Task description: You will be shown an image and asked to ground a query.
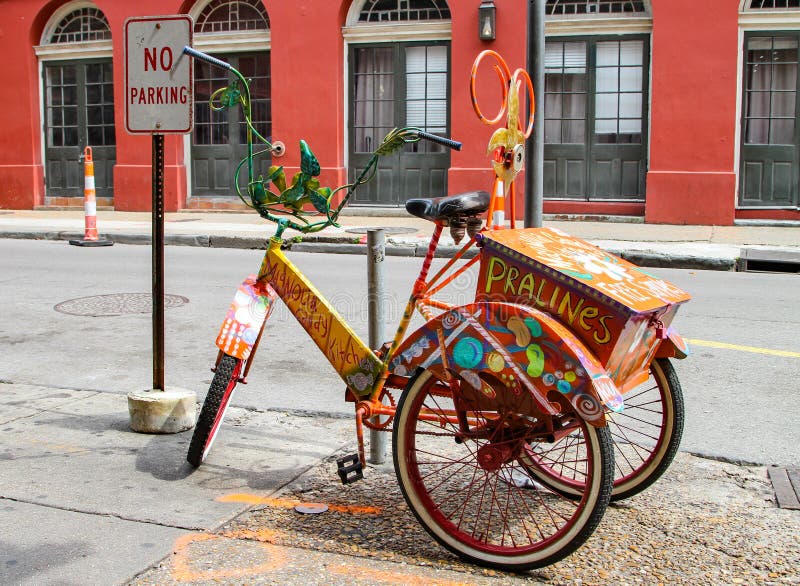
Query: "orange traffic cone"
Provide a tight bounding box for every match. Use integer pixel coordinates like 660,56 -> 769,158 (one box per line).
70,146 -> 112,247
490,176 -> 505,230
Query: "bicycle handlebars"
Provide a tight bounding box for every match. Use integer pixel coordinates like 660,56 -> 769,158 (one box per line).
182,46 -> 233,71
416,130 -> 462,151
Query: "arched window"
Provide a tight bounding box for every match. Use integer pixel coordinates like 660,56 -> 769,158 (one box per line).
357,0 -> 450,22
195,0 -> 269,33
546,1 -> 648,16
48,6 -> 111,44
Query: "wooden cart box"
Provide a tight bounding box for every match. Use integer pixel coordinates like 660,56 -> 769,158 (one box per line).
475,228 -> 691,389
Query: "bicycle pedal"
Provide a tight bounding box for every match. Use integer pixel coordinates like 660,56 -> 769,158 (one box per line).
336,454 -> 363,485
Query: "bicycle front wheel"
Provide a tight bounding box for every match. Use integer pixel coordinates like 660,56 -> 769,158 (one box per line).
393,368 -> 613,571
187,354 -> 242,467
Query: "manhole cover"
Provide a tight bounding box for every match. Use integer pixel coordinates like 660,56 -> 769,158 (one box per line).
54,293 -> 189,317
344,227 -> 418,235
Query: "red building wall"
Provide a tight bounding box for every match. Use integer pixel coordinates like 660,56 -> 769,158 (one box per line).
646,0 -> 739,225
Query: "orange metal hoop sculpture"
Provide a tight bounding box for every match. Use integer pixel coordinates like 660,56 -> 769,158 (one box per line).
470,50 -> 536,228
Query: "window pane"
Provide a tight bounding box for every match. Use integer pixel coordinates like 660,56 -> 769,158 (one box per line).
620,41 -> 643,65
564,92 -> 586,118
63,86 -> 77,104
88,125 -> 103,145
427,72 -> 447,99
770,118 -> 794,143
545,119 -> 561,143
596,68 -> 618,93
64,127 -> 78,146
595,93 -> 618,118
596,42 -> 619,66
49,87 -> 63,106
564,42 -> 587,70
746,118 -> 769,143
620,66 -> 643,91
545,42 -> 564,67
747,90 -> 771,117
545,72 -> 563,93
563,120 -> 585,143
406,46 -> 426,72
86,105 -> 102,126
545,92 -> 562,118
773,36 -> 798,52
748,63 -> 771,92
427,46 -> 447,71
619,117 -> 642,134
563,73 -> 587,92
62,67 -> 77,85
619,92 -> 642,117
406,73 -> 426,100
595,118 -> 617,134
63,107 -> 77,126
772,91 -> 796,117
86,84 -> 101,104
772,64 -> 797,90
545,42 -> 586,72
86,64 -> 101,83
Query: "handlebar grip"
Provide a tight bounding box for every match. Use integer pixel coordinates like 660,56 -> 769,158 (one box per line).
416,130 -> 462,151
182,46 -> 233,71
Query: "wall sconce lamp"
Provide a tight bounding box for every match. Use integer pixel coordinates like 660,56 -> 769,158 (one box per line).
479,1 -> 496,41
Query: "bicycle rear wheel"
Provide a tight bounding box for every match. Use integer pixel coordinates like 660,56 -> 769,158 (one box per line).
393,368 -> 613,571
521,358 -> 684,501
187,354 -> 242,467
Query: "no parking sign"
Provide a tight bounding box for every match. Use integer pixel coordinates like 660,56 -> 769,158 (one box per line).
124,15 -> 193,134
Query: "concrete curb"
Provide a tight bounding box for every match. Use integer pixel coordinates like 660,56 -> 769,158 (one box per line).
0,228 -> 737,271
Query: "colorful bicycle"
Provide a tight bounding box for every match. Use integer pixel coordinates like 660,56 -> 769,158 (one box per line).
182,46 -> 690,571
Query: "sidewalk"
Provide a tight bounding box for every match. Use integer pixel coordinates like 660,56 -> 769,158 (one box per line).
1,208 -> 799,270
1,382 -> 797,585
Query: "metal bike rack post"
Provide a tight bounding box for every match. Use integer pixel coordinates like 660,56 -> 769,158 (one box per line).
367,229 -> 387,465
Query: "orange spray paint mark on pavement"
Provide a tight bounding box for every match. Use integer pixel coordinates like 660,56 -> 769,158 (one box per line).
170,532 -> 287,582
217,493 -> 382,515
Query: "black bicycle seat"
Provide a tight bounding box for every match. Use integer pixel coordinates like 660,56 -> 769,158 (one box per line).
405,191 -> 490,223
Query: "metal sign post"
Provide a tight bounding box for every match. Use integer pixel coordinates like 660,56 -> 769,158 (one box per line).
151,134 -> 165,390
124,16 -> 193,426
